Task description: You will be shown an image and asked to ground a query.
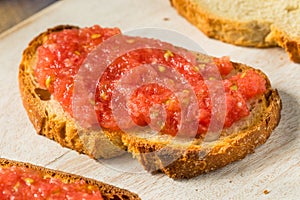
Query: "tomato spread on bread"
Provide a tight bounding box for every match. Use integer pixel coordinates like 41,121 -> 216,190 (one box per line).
35,25 -> 266,138
35,25 -> 121,114
0,166 -> 103,199
95,50 -> 266,136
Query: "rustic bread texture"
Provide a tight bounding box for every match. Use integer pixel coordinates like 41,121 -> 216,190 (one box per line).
118,61 -> 282,179
0,158 -> 140,200
170,0 -> 300,62
18,25 -> 123,159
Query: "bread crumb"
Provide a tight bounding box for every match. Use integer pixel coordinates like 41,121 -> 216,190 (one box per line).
163,17 -> 170,21
263,189 -> 270,194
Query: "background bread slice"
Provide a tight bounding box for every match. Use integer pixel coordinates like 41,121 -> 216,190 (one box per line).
0,158 -> 140,200
170,0 -> 300,62
18,25 -> 124,159
113,60 -> 282,179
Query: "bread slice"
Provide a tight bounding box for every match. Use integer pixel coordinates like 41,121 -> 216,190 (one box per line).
0,158 -> 140,199
18,25 -> 124,159
19,25 -> 281,179
170,0 -> 300,62
113,59 -> 282,179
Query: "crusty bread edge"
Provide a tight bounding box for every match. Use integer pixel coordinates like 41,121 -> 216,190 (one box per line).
170,0 -> 277,48
170,0 -> 300,63
266,25 -> 300,63
0,158 -> 140,200
18,25 -> 124,159
121,62 -> 282,179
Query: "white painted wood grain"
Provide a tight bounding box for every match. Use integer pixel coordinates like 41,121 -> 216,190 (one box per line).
0,0 -> 299,199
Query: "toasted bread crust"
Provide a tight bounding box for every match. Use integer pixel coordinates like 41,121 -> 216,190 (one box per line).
266,25 -> 300,63
18,25 -> 123,159
170,0 -> 276,48
120,62 -> 282,179
0,158 -> 140,200
170,0 -> 300,63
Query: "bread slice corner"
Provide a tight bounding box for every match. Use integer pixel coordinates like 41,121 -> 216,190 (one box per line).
0,158 -> 141,199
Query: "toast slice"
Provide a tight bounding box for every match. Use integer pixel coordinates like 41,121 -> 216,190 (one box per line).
19,25 -> 281,179
0,158 -> 140,199
170,0 -> 300,62
110,58 -> 282,179
19,25 -> 124,159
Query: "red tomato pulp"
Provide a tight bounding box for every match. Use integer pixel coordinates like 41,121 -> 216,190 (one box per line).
35,26 -> 266,138
35,25 -> 121,114
0,166 -> 103,199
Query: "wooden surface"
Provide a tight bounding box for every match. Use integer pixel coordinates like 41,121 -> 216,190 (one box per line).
0,0 -> 57,33
0,0 -> 299,199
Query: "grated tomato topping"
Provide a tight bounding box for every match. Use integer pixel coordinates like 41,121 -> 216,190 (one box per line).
35,26 -> 266,137
0,166 -> 103,199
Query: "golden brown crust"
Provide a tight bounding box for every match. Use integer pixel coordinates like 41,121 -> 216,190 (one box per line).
170,0 -> 300,63
0,158 -> 140,200
170,0 -> 276,48
266,25 -> 300,63
120,62 -> 282,179
18,25 -> 123,159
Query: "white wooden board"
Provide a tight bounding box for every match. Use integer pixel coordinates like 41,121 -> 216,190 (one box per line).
0,0 -> 299,199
